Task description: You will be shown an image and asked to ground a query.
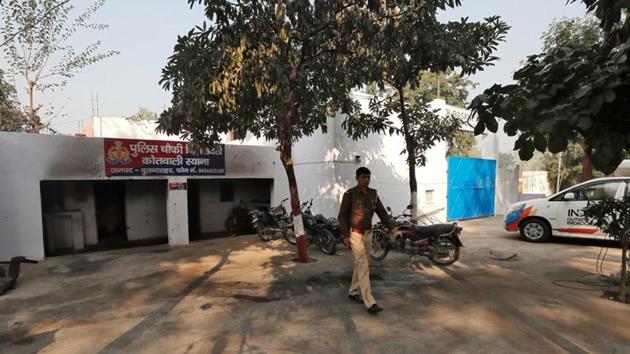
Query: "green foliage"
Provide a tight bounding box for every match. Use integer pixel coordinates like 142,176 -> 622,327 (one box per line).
1,0 -> 119,132
584,199 -> 630,242
413,70 -> 477,106
402,98 -> 461,166
583,198 -> 630,300
367,93 -> 461,166
412,70 -> 479,159
343,2 -> 508,171
542,15 -> 603,52
542,142 -> 603,192
127,107 -> 158,123
0,69 -> 25,132
498,151 -> 517,169
471,1 -> 630,174
447,130 -> 479,157
159,1 -> 386,149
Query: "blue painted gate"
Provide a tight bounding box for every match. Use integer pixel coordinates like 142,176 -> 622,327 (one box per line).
447,157 -> 496,221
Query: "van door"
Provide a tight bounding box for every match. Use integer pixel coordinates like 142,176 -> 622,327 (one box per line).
553,181 -> 624,237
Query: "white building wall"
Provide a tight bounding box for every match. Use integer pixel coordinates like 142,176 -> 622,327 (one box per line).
0,132 -> 277,260
330,94 -> 449,221
125,180 -> 168,240
166,177 -> 189,245
496,167 -> 520,215
1,95 -> 503,259
232,95 -> 465,222
519,171 -> 551,195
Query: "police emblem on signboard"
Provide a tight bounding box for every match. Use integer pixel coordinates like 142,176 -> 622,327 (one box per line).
106,141 -> 131,164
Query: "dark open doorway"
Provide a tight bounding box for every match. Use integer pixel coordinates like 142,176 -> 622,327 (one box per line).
187,180 -> 201,241
41,180 -> 168,256
94,181 -> 127,244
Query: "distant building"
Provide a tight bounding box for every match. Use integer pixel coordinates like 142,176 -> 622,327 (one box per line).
519,170 -> 551,201
83,117 -> 192,141
613,159 -> 630,177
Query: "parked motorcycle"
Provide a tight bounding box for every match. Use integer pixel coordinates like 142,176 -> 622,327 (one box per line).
314,214 -> 344,245
370,205 -> 463,265
285,199 -> 336,255
250,198 -> 295,242
225,200 -> 255,234
1,256 -> 38,296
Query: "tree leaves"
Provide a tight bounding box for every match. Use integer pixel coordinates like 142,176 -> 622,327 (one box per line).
0,69 -> 26,132
1,0 -> 118,133
534,134 -> 547,152
159,1 -> 386,149
470,3 -> 630,174
548,134 -> 569,153
583,198 -> 630,243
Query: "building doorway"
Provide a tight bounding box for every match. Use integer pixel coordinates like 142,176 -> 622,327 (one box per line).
94,181 -> 127,244
40,180 -> 169,256
188,178 -> 272,240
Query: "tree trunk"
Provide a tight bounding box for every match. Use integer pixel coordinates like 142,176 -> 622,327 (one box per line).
27,82 -> 40,133
581,154 -> 593,182
279,138 -> 309,262
398,87 -> 418,224
280,68 -> 309,263
620,236 -> 628,302
577,141 -> 593,182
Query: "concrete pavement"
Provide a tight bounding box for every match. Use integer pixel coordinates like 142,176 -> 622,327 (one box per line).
1,216 -> 629,353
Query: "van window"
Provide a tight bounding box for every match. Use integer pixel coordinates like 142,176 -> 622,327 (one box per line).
625,182 -> 630,202
573,182 -> 622,201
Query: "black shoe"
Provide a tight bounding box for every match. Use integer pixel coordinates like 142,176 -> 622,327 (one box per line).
348,294 -> 363,304
367,304 -> 383,314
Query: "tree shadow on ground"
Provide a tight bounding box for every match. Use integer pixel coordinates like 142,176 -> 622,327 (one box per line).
3,228 -> 630,353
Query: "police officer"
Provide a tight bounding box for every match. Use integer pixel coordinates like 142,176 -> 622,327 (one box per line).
338,167 -> 393,314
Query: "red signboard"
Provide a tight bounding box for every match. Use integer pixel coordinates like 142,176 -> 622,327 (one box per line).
168,182 -> 187,190
104,138 -> 225,176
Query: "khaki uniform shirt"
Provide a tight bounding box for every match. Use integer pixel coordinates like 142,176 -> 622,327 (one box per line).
338,186 -> 392,238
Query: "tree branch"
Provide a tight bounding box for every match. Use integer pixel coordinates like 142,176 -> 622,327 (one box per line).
0,0 -> 71,48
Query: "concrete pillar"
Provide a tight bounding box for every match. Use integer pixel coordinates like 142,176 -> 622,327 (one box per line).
167,177 -> 189,246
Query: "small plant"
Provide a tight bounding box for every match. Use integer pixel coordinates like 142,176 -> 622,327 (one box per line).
583,198 -> 630,303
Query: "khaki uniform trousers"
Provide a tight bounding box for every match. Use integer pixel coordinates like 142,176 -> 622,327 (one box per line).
348,230 -> 376,308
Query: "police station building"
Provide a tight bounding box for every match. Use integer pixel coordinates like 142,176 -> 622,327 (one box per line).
0,95 -> 504,260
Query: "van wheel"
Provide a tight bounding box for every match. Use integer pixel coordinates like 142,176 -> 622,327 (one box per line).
519,219 -> 550,243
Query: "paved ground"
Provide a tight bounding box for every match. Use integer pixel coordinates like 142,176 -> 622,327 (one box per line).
1,216 -> 629,354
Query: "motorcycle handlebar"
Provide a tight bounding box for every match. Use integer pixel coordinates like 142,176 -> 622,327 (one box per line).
0,258 -> 38,264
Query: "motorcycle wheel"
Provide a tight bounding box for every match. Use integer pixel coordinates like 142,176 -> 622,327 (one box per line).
225,216 -> 238,233
428,238 -> 460,266
258,225 -> 274,242
318,229 -> 336,255
370,229 -> 389,261
284,228 -> 297,245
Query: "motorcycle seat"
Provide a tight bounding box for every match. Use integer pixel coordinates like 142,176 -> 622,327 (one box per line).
314,214 -> 328,223
412,224 -> 455,238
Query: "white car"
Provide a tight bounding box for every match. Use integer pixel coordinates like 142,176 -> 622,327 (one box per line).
504,177 -> 630,242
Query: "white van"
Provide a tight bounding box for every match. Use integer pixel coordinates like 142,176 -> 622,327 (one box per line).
504,177 -> 630,242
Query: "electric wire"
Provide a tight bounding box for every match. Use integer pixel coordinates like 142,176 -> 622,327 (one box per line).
552,234 -> 623,292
